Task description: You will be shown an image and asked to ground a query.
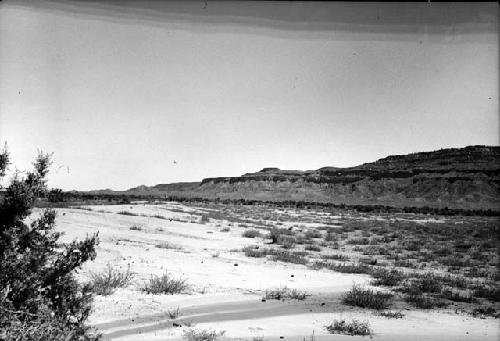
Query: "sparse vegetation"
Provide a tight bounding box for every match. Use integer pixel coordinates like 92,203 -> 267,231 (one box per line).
156,242 -> 183,250
88,264 -> 134,296
371,268 -> 405,287
342,284 -> 393,310
242,229 -> 262,238
118,210 -> 138,216
264,287 -> 308,301
379,311 -> 405,319
326,319 -> 372,336
141,273 -> 189,295
183,328 -> 226,341
167,307 -> 181,319
404,294 -> 448,309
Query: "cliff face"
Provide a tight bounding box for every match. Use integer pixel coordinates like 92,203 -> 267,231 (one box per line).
189,146 -> 500,210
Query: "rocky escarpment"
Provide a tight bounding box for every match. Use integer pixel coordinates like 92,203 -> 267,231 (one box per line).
188,146 -> 500,210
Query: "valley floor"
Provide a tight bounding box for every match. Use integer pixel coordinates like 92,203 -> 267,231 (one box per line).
37,203 -> 499,341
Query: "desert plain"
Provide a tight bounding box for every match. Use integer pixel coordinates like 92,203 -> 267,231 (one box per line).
35,201 -> 500,341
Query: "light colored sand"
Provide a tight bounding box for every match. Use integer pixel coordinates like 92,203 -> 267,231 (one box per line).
35,203 -> 499,341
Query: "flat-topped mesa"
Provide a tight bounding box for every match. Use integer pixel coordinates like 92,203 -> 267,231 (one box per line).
357,145 -> 500,172
195,146 -> 500,210
118,146 -> 499,210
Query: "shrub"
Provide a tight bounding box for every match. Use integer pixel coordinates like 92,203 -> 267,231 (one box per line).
473,285 -> 500,302
325,319 -> 371,336
305,230 -> 322,239
278,235 -> 296,249
141,273 -> 189,295
167,307 -> 181,319
183,328 -> 225,341
242,246 -> 267,258
359,257 -> 378,266
412,272 -> 443,293
330,263 -> 371,274
272,250 -> 308,265
242,229 -> 262,238
88,264 -> 134,296
264,287 -> 307,300
268,227 -> 293,244
118,211 -> 138,216
440,289 -> 476,303
471,307 -> 499,318
371,268 -> 405,287
379,311 -> 405,319
0,149 -> 100,340
156,242 -> 182,250
342,284 -> 392,310
404,294 -> 448,309
347,237 -> 370,245
321,253 -> 349,261
48,188 -> 64,203
305,244 -> 321,252
324,232 -> 337,242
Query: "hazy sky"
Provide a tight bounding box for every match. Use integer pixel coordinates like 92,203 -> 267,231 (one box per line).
0,1 -> 498,190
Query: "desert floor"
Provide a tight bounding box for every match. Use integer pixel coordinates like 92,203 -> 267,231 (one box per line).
39,203 -> 499,341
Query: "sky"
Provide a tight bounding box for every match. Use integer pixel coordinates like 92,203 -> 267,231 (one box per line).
0,1 -> 498,190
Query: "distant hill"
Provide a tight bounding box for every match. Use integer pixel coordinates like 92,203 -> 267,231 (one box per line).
86,146 -> 500,210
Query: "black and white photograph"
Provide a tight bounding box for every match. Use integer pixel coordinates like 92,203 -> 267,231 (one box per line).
0,1 -> 498,340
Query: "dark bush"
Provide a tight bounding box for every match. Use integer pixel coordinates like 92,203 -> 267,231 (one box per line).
242,229 -> 262,238
325,319 -> 371,336
371,268 -> 405,287
0,149 -> 100,340
342,284 -> 393,310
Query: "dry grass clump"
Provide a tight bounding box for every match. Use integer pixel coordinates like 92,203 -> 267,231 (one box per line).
404,294 -> 448,309
183,328 -> 226,341
472,283 -> 500,302
167,307 -> 182,319
370,268 -> 406,287
141,273 -> 190,295
268,227 -> 295,244
156,241 -> 183,250
272,249 -> 308,265
342,284 -> 393,310
118,210 -> 138,216
400,272 -> 443,295
325,319 -> 372,336
242,229 -> 262,238
304,244 -> 321,252
330,263 -> 372,274
379,311 -> 405,319
241,246 -> 308,264
88,264 -> 134,296
320,253 -> 349,261
264,287 -> 308,300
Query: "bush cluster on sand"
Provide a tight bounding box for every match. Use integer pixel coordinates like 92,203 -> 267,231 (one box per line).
141,273 -> 190,295
183,328 -> 226,341
325,319 -> 372,336
88,264 -> 134,296
264,287 -> 308,301
0,148 -> 100,340
342,284 -> 393,310
242,229 -> 262,238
